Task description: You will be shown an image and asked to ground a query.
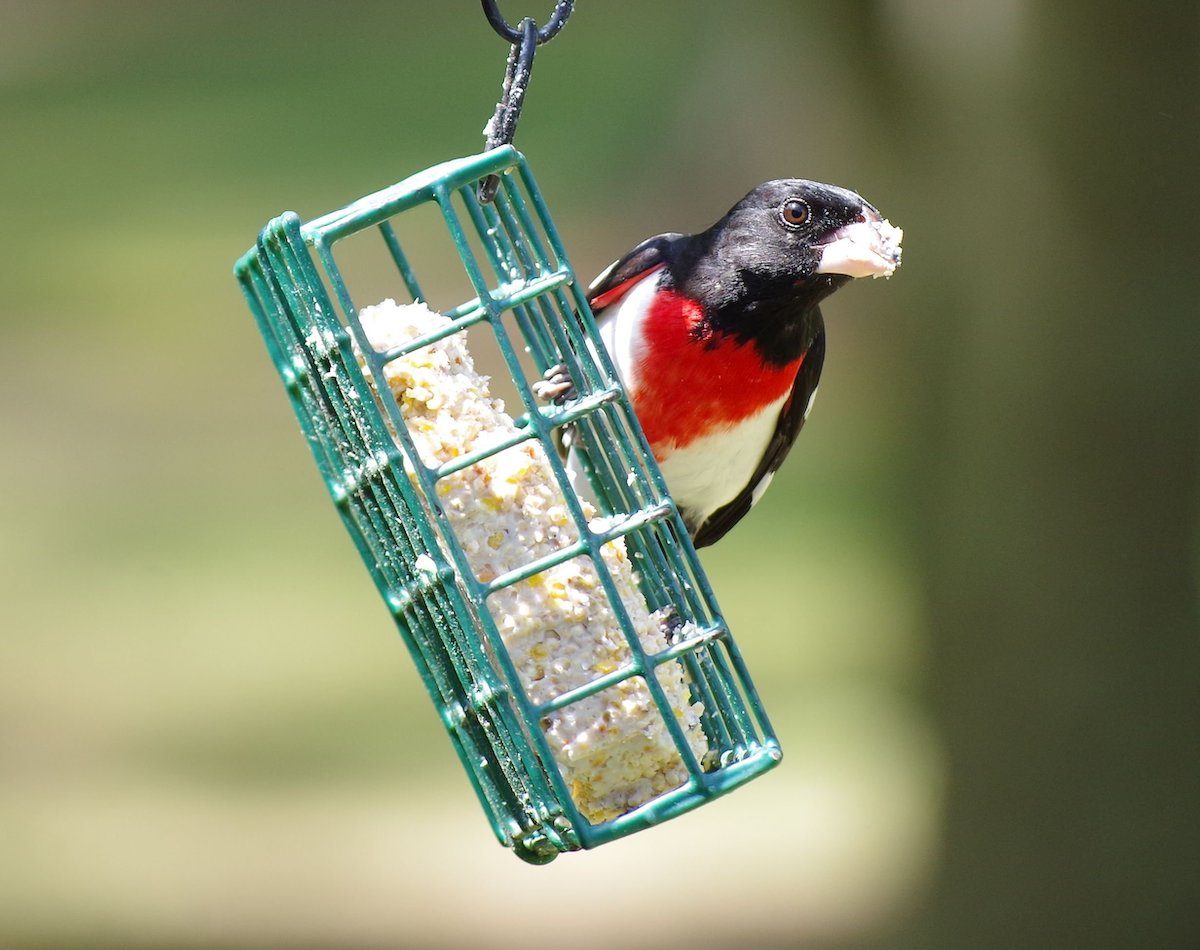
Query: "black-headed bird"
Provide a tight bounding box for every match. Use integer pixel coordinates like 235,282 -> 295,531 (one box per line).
538,180 -> 902,546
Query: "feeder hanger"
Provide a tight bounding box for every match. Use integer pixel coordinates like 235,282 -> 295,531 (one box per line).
477,0 -> 575,203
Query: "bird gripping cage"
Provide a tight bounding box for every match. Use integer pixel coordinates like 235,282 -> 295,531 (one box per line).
235,146 -> 781,862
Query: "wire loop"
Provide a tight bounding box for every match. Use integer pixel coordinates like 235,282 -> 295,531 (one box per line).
482,0 -> 574,45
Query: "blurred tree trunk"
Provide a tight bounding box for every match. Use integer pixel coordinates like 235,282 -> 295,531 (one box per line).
846,2 -> 1200,946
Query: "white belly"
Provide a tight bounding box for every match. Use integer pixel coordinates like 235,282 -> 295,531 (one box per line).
656,394 -> 789,523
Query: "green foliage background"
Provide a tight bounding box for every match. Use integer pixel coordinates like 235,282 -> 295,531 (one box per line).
1,2 -> 1196,947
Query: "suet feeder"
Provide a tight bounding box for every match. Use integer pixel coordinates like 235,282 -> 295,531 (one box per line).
234,7 -> 781,864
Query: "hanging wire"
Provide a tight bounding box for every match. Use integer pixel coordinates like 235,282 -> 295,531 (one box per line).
478,1 -> 575,203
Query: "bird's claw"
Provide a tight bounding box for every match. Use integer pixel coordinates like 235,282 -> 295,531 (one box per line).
658,605 -> 686,643
532,362 -> 578,405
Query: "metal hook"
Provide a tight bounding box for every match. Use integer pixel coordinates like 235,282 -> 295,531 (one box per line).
477,1 -> 574,203
481,0 -> 574,45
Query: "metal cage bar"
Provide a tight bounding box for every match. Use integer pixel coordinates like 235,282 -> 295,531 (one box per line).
234,146 -> 780,862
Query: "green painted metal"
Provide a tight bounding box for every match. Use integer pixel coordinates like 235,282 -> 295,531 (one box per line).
234,146 -> 781,862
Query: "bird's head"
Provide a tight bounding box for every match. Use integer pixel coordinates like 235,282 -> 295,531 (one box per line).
698,178 -> 903,307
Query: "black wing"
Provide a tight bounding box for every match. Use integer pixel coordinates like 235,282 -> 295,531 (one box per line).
587,232 -> 687,311
691,320 -> 826,548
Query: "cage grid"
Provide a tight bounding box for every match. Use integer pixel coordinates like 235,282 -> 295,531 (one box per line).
235,146 -> 780,862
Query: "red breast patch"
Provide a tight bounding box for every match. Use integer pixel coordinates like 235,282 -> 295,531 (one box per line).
631,290 -> 804,455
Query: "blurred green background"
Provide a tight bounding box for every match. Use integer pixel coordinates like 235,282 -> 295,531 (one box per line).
2,2 -> 1197,947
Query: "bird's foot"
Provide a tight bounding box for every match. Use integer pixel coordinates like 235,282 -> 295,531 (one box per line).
657,604 -> 687,644
531,362 -> 578,405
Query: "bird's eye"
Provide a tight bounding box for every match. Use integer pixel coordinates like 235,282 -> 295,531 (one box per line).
779,199 -> 811,229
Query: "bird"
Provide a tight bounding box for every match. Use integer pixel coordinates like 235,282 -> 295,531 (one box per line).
535,179 -> 902,547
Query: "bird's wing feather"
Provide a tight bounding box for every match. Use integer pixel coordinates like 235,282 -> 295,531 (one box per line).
691,320 -> 826,548
550,235 -> 682,462
587,233 -> 686,311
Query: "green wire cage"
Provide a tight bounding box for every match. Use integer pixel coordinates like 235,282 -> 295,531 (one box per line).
235,146 -> 781,862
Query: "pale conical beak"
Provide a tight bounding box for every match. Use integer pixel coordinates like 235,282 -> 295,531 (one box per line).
815,206 -> 904,279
